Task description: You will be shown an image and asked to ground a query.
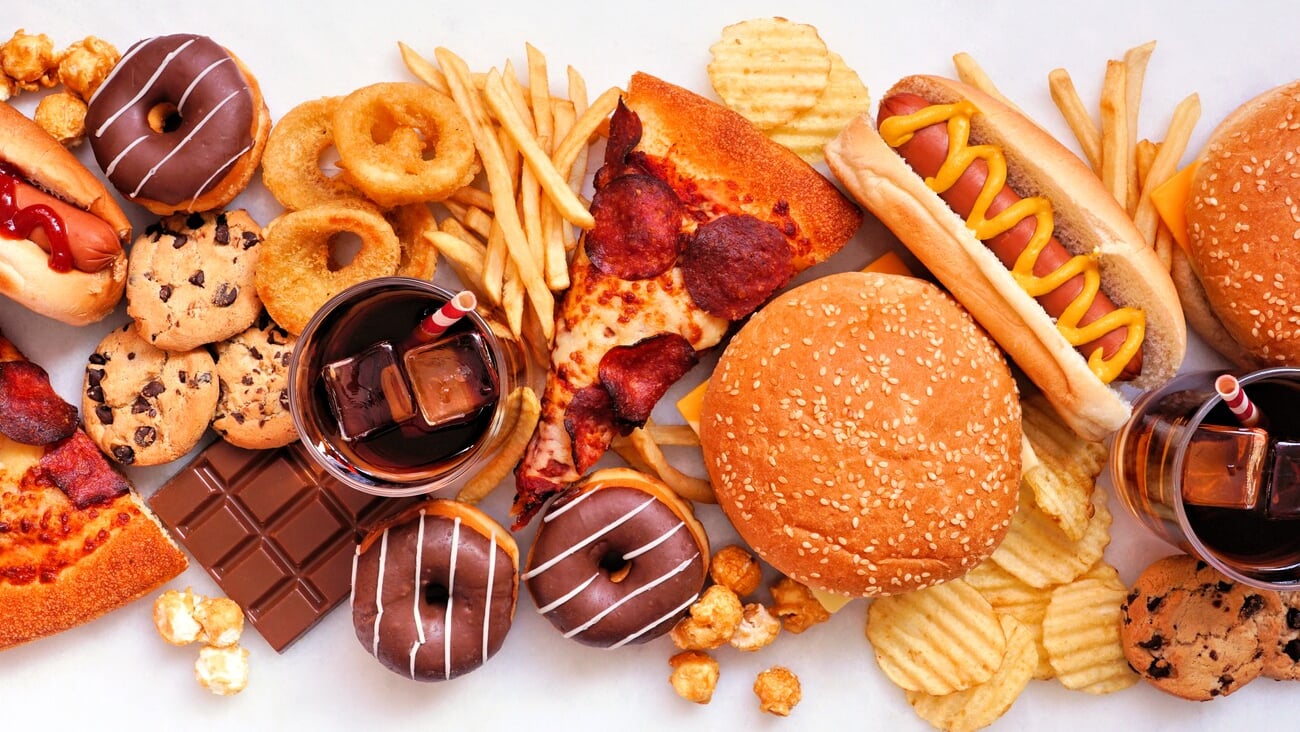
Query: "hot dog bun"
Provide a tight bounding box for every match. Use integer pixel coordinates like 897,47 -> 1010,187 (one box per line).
1181,80 -> 1300,368
0,103 -> 129,325
825,75 -> 1186,441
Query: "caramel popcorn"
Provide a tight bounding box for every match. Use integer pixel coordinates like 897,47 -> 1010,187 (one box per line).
195,645 -> 250,696
195,596 -> 245,648
670,584 -> 743,650
709,544 -> 763,597
770,577 -> 830,634
730,602 -> 781,652
668,651 -> 719,704
57,36 -> 119,100
754,666 -> 801,716
33,92 -> 86,147
1,29 -> 57,91
153,588 -> 203,645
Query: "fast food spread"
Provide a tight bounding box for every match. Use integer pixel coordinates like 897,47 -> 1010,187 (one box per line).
8,4 -> 1300,730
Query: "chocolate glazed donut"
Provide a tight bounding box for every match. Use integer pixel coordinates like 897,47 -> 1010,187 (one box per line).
351,500 -> 518,682
86,34 -> 268,214
525,468 -> 710,648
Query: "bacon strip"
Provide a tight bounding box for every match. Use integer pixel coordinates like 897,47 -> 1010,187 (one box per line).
0,360 -> 79,446
39,431 -> 131,509
599,334 -> 698,424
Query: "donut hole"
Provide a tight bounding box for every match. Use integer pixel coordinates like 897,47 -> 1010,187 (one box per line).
147,102 -> 183,134
599,551 -> 631,584
327,231 -> 364,271
424,581 -> 450,607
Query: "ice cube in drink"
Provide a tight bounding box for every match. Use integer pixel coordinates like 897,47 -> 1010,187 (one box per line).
1180,424 -> 1269,510
402,331 -> 499,430
322,342 -> 417,441
1268,441 -> 1300,519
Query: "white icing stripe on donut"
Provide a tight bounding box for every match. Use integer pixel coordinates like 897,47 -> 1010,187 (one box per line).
372,528 -> 390,657
482,533 -> 497,664
561,553 -> 700,640
349,546 -> 360,611
86,36 -> 152,107
535,572 -> 599,615
413,511 -> 426,646
444,516 -> 461,681
409,640 -> 420,681
130,88 -> 241,197
622,522 -> 685,561
104,134 -> 148,178
178,57 -> 231,112
609,591 -> 700,650
522,496 -> 658,580
542,485 -> 599,523
93,37 -> 197,138
185,143 -> 251,211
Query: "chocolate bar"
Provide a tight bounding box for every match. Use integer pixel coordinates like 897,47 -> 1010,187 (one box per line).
149,440 -> 421,651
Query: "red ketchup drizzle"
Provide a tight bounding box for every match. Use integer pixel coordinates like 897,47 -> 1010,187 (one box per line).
0,163 -> 73,273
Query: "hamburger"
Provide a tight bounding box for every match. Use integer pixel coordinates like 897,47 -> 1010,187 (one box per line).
1177,80 -> 1300,367
698,271 -> 1021,597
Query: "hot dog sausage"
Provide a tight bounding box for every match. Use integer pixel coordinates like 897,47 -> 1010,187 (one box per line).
878,93 -> 1143,380
1,168 -> 122,273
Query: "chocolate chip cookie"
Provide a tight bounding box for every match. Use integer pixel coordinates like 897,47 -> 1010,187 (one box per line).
211,314 -> 298,450
83,324 -> 218,466
1120,554 -> 1282,700
1264,591 -> 1300,679
127,209 -> 263,352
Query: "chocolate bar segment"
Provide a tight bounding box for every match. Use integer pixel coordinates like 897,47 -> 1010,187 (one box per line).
149,440 -> 420,651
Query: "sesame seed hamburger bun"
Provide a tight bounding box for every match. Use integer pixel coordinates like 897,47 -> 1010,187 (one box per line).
699,272 -> 1021,597
1183,80 -> 1300,367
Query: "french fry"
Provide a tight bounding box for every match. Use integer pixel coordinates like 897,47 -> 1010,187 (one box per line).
448,185 -> 494,213
483,70 -> 595,230
1099,60 -> 1129,209
435,47 -> 553,340
527,44 -> 554,153
1048,68 -> 1103,173
1122,42 -> 1156,215
1133,92 -> 1201,247
442,200 -> 493,241
427,228 -> 488,304
617,423 -> 715,503
553,86 -> 621,187
541,191 -> 570,290
1155,223 -> 1175,272
952,52 -> 1023,114
457,387 -> 542,504
552,99 -> 582,260
398,41 -> 451,96
643,423 -> 701,447
1134,138 -> 1158,197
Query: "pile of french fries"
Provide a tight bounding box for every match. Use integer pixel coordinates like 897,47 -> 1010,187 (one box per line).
954,44 -> 1200,271
398,43 -> 620,351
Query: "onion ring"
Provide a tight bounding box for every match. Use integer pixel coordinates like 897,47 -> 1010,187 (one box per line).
261,96 -> 368,210
333,82 -> 479,207
254,204 -> 400,334
386,202 -> 439,279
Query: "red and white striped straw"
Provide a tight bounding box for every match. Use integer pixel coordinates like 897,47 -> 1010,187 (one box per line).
1215,374 -> 1265,428
415,291 -> 477,341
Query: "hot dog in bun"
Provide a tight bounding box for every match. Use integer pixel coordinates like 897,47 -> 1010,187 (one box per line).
0,102 -> 129,325
1175,80 -> 1300,369
826,75 -> 1186,441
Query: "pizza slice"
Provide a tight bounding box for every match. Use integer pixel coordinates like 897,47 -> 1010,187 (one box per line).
512,73 -> 862,526
0,332 -> 187,650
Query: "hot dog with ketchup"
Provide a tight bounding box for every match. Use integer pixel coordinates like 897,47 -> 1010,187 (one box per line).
826,76 -> 1185,440
0,102 -> 129,325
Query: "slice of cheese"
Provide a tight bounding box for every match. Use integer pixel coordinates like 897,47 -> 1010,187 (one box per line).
861,249 -> 913,276
1150,162 -> 1199,251
676,381 -> 708,436
812,587 -> 855,613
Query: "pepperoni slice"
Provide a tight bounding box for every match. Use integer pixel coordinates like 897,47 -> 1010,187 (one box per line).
594,100 -> 644,190
563,386 -> 621,474
585,173 -> 684,280
0,360 -> 79,446
40,431 -> 131,509
598,334 -> 698,424
681,214 -> 793,320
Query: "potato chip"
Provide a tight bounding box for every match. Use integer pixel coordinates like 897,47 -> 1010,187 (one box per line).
1020,394 -> 1106,541
990,485 -> 1112,589
963,560 -> 1054,679
1042,577 -> 1139,694
767,52 -> 869,163
905,614 -> 1037,732
866,578 -> 1006,695
707,18 -> 831,130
